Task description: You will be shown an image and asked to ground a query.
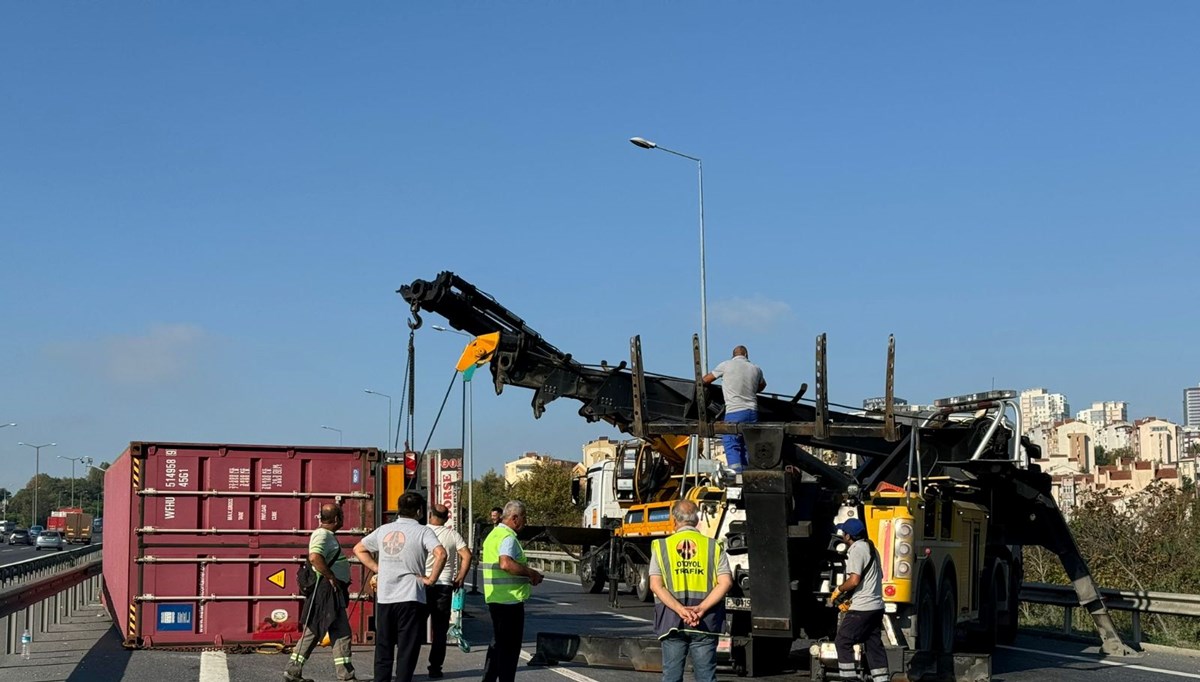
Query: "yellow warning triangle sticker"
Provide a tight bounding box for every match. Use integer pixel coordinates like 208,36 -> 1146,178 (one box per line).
268,569 -> 286,589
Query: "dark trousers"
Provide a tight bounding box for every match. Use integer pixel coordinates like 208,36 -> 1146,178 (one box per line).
375,601 -> 425,682
481,602 -> 525,682
834,609 -> 890,682
425,584 -> 454,672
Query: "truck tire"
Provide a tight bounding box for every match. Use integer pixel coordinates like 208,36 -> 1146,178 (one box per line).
634,563 -> 653,603
916,576 -> 937,651
580,558 -> 606,594
939,575 -> 958,654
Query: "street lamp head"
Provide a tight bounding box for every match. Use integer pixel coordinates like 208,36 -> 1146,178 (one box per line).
630,137 -> 657,150
431,325 -> 449,332
1,423 -> 15,428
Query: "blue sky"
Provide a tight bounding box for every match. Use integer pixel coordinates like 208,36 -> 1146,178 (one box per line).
2,3 -> 1198,493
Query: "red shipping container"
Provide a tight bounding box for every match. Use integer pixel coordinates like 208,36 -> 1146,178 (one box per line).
103,442 -> 380,649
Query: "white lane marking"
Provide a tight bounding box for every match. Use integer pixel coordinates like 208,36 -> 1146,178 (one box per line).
611,613 -> 651,623
999,645 -> 1200,680
199,650 -> 230,682
519,649 -> 600,682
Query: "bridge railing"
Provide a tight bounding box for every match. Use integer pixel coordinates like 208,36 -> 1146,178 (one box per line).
524,550 -> 1200,647
0,545 -> 103,655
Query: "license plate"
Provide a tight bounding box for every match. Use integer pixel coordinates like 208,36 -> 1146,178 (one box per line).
725,597 -> 751,611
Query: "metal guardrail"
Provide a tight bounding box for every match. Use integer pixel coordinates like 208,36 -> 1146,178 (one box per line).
0,543 -> 102,589
0,544 -> 103,655
525,550 -> 580,575
524,551 -> 1200,647
1020,581 -> 1200,645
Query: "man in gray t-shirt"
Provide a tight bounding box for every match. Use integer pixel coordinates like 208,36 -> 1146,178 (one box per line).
702,346 -> 766,473
830,518 -> 890,682
355,492 -> 447,682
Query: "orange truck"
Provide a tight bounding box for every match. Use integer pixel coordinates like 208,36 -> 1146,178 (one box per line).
50,508 -> 93,544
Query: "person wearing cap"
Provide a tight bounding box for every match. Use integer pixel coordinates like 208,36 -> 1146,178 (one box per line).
648,499 -> 733,682
830,518 -> 889,682
423,503 -> 472,679
702,346 -> 766,473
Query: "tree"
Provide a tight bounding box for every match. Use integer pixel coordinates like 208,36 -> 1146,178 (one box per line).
467,469 -> 510,527
1093,445 -> 1112,467
509,461 -> 583,528
1108,446 -> 1136,464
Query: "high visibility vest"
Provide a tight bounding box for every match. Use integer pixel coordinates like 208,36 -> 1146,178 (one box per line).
651,528 -> 725,637
481,523 -> 530,604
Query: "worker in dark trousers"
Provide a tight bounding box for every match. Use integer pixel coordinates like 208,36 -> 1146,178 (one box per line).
354,492 -> 447,682
480,500 -> 544,682
830,518 -> 889,682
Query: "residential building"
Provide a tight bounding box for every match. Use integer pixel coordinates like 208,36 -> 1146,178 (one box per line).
582,436 -> 620,469
1185,384 -> 1200,428
1092,421 -> 1134,454
1075,401 -> 1128,427
1183,427 -> 1200,459
504,451 -> 582,485
1020,388 -> 1070,431
1134,418 -> 1183,465
1042,420 -> 1095,472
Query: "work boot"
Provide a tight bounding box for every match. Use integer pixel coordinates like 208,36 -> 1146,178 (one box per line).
428,668 -> 444,679
283,669 -> 313,682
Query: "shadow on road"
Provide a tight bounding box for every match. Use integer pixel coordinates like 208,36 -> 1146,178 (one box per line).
64,626 -> 133,682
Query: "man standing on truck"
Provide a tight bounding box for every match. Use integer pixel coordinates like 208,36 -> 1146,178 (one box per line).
285,503 -> 356,682
649,499 -> 733,682
703,345 -> 766,473
355,492 -> 447,682
830,518 -> 889,682
481,500 -> 544,682
423,503 -> 472,679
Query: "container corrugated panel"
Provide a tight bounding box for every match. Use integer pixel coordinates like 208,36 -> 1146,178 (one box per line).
103,442 -> 379,649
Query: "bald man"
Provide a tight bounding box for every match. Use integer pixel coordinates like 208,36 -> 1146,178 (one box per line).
703,345 -> 766,473
286,503 -> 356,682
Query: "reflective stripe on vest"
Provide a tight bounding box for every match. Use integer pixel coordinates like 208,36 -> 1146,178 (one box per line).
481,524 -> 530,604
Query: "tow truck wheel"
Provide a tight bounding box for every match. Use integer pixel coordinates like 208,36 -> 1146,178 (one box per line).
938,576 -> 958,653
634,564 -> 653,603
916,578 -> 937,651
580,559 -> 606,594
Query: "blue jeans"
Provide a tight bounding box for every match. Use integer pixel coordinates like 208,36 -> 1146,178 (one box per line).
660,631 -> 717,682
721,409 -> 757,472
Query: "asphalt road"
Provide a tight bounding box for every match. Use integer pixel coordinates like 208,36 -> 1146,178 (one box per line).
2,570 -> 1198,681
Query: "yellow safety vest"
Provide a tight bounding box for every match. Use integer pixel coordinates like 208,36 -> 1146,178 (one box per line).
651,528 -> 724,637
481,523 -> 531,604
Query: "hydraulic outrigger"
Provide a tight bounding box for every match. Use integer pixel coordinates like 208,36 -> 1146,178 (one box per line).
400,271 -> 1138,680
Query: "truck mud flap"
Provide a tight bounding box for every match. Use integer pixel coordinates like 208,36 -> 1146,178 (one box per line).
528,632 -> 663,672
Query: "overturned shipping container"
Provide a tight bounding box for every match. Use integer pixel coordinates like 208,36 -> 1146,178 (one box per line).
103,442 -> 380,648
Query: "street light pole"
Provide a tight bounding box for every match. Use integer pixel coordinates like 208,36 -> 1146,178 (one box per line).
630,137 -> 710,480
629,136 -> 708,374
320,425 -> 343,446
19,442 -> 56,526
364,390 -> 394,452
57,455 -> 93,508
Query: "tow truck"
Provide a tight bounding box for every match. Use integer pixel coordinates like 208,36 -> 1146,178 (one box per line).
400,271 -> 1137,680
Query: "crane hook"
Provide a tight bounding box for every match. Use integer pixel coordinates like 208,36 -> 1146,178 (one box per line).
408,304 -> 423,330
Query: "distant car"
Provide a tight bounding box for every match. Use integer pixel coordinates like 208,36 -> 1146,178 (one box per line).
35,531 -> 65,551
29,524 -> 44,539
0,520 -> 15,537
8,529 -> 32,545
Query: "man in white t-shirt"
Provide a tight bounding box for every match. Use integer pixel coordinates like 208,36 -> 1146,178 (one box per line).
354,492 -> 447,682
423,503 -> 472,679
